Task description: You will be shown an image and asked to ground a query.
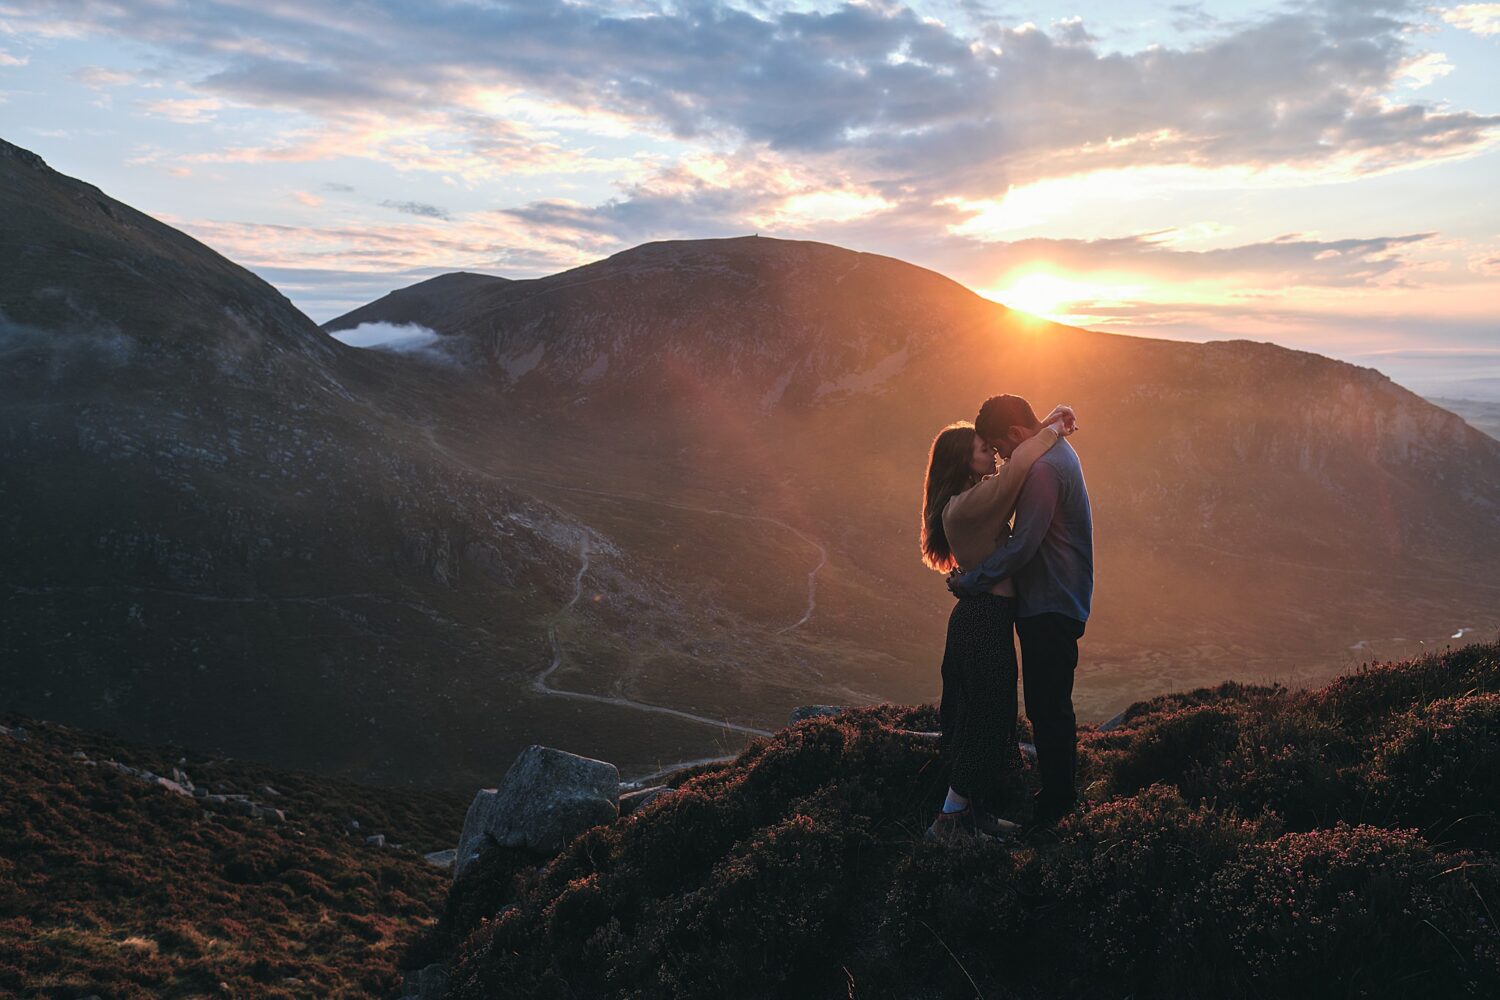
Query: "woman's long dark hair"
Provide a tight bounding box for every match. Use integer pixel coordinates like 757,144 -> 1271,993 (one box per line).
920,422 -> 978,572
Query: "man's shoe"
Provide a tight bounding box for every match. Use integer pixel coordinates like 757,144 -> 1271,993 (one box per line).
923,805 -> 997,844
1026,794 -> 1078,832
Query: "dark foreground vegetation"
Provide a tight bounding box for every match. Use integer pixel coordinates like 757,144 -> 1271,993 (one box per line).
0,715 -> 467,998
435,642 -> 1500,999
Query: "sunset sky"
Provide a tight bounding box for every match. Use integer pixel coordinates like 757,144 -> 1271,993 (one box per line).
2,0 -> 1498,399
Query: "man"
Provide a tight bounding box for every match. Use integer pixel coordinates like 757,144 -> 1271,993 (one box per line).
947,394 -> 1094,829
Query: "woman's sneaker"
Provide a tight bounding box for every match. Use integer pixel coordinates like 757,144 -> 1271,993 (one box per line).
971,804 -> 1021,839
924,804 -> 1000,844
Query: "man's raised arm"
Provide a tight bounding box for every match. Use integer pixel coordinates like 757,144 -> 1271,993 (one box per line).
947,463 -> 1060,598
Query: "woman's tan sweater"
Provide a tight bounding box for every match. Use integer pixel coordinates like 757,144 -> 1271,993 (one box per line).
941,427 -> 1060,592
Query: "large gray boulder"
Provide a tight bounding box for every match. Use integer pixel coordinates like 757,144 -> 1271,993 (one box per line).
401,963 -> 449,1000
455,745 -> 620,877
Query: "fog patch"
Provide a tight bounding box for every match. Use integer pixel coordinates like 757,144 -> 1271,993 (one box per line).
330,321 -> 468,367
0,307 -> 138,382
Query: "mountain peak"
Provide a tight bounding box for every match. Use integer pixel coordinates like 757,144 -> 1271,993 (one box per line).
0,136 -> 326,357
0,136 -> 49,171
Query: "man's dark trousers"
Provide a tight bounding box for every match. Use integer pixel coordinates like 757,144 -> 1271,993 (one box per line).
1017,612 -> 1086,806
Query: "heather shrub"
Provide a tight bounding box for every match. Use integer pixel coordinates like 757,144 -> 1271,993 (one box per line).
442,646 -> 1500,1000
1094,702 -> 1244,796
874,835 -> 1024,993
447,711 -> 946,1000
1022,786 -> 1263,994
0,716 -> 457,998
1104,680 -> 1280,731
1312,643 -> 1500,734
1365,693 -> 1500,851
1094,689 -> 1363,828
1202,824 -> 1500,997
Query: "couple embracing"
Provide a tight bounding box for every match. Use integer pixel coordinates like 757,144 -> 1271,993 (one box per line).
919,394 -> 1094,843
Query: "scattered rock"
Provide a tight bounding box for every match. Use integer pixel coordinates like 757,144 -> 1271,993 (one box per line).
400,962 -> 449,1000
365,834 -> 386,848
1097,711 -> 1127,733
619,785 -> 674,816
346,819 -> 361,832
152,776 -> 193,797
423,849 -> 456,870
253,806 -> 286,824
258,784 -> 281,797
788,705 -> 849,725
456,745 -> 620,877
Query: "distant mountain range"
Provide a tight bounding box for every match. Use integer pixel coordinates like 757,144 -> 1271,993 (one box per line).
1430,397 -> 1500,441
4,136 -> 1498,788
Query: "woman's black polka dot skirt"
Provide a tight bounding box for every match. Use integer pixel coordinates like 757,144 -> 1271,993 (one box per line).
938,592 -> 1022,802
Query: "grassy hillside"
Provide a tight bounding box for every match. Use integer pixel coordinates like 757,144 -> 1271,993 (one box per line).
0,715 -> 467,998
435,642 -> 1500,999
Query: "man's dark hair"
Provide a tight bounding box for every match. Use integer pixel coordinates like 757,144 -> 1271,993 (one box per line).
975,394 -> 1039,444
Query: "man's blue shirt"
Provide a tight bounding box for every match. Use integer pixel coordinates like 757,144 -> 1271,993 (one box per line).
953,438 -> 1094,622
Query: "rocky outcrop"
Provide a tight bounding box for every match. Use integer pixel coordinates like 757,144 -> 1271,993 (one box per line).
455,745 -> 620,877
400,962 -> 450,999
619,785 -> 674,816
789,705 -> 850,725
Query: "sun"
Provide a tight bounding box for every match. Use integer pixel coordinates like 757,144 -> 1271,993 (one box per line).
993,272 -> 1089,319
986,270 -> 1143,322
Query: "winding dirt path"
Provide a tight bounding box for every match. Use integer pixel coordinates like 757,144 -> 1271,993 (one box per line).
420,425 -> 825,631
530,535 -> 771,739
420,426 -> 788,749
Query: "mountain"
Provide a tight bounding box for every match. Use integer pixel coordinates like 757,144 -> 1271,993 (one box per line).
327,271 -> 511,335
429,642 -> 1500,999
3,140 -> 840,789
6,135 -> 1499,795
328,236 -> 1500,726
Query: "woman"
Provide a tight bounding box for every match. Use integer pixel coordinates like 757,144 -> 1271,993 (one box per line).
919,404 -> 1076,843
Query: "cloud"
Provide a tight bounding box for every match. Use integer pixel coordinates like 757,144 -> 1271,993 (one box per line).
141,97 -> 223,124
322,181 -> 355,192
0,49 -> 30,67
379,199 -> 451,220
329,321 -> 440,350
5,0 -> 1495,199
1440,3 -> 1500,35
1470,250 -> 1500,275
291,190 -> 323,207
969,232 -> 1439,288
71,66 -> 135,87
327,321 -> 466,366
